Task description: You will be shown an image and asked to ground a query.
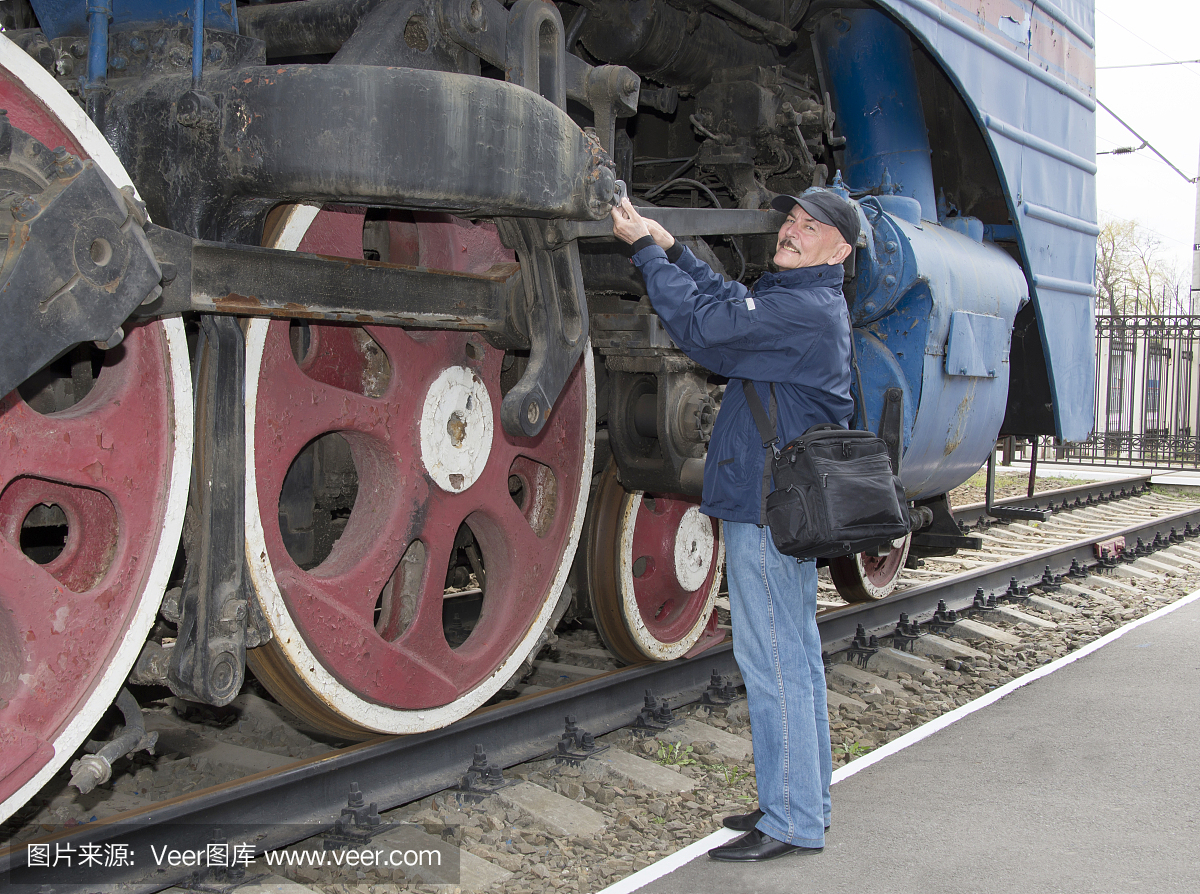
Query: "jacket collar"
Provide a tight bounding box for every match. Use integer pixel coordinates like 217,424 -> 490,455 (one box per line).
756,263 -> 844,290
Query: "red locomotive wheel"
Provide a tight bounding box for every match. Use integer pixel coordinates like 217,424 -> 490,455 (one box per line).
245,206 -> 593,736
0,39 -> 191,824
586,462 -> 724,663
828,534 -> 912,602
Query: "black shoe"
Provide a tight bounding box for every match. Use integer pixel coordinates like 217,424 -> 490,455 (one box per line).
709,828 -> 823,863
721,808 -> 764,832
722,808 -> 829,834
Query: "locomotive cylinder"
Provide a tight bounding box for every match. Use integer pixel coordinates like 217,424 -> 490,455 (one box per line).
578,0 -> 775,93
853,199 -> 1029,500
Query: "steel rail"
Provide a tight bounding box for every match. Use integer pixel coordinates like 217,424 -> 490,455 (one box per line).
951,474 -> 1152,527
4,488 -> 1197,892
0,651 -> 739,891
817,500 -> 1200,651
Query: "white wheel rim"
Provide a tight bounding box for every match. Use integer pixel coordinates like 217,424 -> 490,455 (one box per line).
617,493 -> 724,661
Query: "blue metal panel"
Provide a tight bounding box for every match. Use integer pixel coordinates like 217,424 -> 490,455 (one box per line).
874,0 -> 1097,442
848,197 -> 924,325
815,9 -> 938,221
855,325 -> 920,448
30,1 -> 237,40
945,312 -> 1008,378
856,287 -> 929,454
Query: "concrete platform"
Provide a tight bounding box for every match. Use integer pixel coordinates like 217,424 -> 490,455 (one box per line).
602,590 -> 1200,894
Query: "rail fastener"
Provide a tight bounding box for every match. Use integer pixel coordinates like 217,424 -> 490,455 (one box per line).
453,745 -> 515,800
632,691 -> 679,734
926,600 -> 960,633
700,670 -> 740,707
554,715 -> 609,765
890,612 -> 927,653
847,624 -> 881,667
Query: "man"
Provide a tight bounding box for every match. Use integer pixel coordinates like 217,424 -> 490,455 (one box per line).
610,188 -> 858,861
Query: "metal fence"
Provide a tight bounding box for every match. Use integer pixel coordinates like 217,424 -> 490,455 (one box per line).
1047,315 -> 1200,468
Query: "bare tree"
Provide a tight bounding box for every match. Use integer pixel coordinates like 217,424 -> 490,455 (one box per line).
1095,216 -> 1186,316
1096,217 -> 1136,317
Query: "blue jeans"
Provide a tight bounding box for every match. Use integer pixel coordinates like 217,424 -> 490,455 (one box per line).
724,521 -> 831,847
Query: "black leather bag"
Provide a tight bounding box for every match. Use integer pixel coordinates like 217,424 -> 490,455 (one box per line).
742,380 -> 910,559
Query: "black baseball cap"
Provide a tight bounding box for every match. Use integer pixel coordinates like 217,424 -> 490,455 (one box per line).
770,189 -> 860,248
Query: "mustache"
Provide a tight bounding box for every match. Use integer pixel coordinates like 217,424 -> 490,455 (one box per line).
777,239 -> 800,252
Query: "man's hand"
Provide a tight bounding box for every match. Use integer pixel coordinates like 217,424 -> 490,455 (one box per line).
611,198 -> 675,251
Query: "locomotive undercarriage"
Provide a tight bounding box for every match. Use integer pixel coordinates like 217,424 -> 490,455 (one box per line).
0,0 -> 1046,822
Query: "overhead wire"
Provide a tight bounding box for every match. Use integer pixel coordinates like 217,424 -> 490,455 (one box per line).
1096,98 -> 1198,184
1098,59 -> 1200,69
1099,211 -> 1193,254
1096,9 -> 1200,80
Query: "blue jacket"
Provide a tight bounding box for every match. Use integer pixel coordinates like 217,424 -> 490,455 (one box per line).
631,240 -> 854,524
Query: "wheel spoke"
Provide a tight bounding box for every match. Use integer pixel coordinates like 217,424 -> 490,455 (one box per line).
257,327 -> 403,461
0,330 -> 171,503
631,501 -> 684,608
0,535 -> 79,629
272,565 -> 459,705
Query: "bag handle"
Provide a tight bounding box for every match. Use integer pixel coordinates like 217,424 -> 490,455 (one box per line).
741,380 -> 780,457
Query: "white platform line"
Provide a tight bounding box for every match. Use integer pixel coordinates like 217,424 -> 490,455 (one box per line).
594,827 -> 742,894
596,586 -> 1200,894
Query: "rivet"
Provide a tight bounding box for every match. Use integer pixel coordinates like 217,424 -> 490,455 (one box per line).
11,196 -> 38,221
466,0 -> 486,31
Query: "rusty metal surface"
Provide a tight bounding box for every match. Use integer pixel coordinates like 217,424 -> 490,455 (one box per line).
560,207 -> 784,242
140,225 -> 528,345
104,63 -> 614,235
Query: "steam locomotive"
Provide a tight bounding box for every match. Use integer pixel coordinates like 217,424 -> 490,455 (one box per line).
0,0 -> 1097,823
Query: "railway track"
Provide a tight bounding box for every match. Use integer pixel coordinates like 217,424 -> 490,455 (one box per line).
3,474 -> 1197,893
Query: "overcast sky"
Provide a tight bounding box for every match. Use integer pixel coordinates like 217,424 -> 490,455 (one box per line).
1094,0 -> 1200,289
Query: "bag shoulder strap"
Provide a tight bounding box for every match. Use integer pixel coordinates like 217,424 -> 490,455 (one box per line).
848,312 -> 865,432
741,379 -> 780,454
